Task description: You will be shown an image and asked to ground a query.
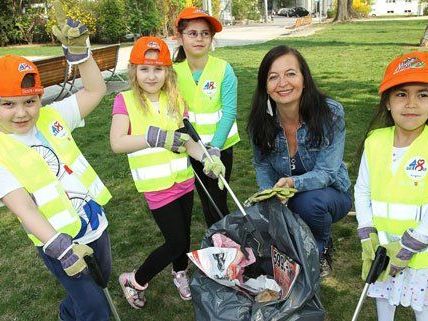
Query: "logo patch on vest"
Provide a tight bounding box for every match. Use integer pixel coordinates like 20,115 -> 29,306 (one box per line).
202,80 -> 217,97
405,157 -> 427,180
49,120 -> 68,138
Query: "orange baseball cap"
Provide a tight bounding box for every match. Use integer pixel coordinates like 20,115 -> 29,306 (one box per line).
175,7 -> 222,33
129,36 -> 172,66
379,51 -> 428,94
0,55 -> 44,97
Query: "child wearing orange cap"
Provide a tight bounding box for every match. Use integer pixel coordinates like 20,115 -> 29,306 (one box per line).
110,36 -> 225,308
355,51 -> 428,320
173,7 -> 240,227
0,2 -> 112,320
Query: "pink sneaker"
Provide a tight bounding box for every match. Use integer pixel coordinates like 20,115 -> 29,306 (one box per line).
118,271 -> 148,309
172,270 -> 192,300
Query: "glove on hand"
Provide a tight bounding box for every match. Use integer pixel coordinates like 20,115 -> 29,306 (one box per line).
201,147 -> 225,190
43,233 -> 94,277
358,226 -> 379,280
243,187 -> 297,207
377,241 -> 411,281
378,228 -> 428,281
146,126 -> 190,153
52,0 -> 91,65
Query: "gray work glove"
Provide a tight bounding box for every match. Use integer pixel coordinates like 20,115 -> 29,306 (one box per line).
146,126 -> 190,153
43,233 -> 93,277
52,0 -> 91,65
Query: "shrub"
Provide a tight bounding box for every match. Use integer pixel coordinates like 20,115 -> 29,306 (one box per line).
352,0 -> 371,17
232,0 -> 260,21
327,8 -> 336,19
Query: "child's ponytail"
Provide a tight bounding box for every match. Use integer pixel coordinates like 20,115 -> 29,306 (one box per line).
173,46 -> 187,63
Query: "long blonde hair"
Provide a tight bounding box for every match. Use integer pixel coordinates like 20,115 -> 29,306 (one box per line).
128,64 -> 186,125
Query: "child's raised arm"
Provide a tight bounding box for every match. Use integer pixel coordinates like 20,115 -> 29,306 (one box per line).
52,0 -> 106,118
74,57 -> 107,118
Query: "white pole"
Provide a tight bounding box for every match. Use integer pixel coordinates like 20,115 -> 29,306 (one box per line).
264,0 -> 269,22
207,0 -> 213,15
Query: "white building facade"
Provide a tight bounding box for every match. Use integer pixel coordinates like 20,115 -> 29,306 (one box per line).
369,0 -> 425,16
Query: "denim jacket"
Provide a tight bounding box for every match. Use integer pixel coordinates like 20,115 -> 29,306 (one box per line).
252,98 -> 351,193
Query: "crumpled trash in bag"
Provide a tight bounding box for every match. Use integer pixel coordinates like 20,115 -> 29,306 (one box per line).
190,198 -> 325,321
255,289 -> 281,303
243,187 -> 297,207
212,233 -> 256,282
187,246 -> 281,297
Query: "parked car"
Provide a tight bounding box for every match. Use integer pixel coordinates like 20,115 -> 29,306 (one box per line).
277,7 -> 309,17
277,8 -> 292,16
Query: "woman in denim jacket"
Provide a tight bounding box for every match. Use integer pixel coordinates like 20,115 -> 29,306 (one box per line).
247,45 -> 352,277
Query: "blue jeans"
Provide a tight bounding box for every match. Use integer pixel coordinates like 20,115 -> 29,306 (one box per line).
37,230 -> 112,321
287,187 -> 352,254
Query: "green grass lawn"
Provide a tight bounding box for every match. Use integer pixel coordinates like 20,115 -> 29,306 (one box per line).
1,19 -> 427,320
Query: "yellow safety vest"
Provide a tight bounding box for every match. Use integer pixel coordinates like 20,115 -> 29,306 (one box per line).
37,107 -> 112,205
365,126 -> 428,269
174,56 -> 240,150
122,90 -> 194,192
0,133 -> 81,246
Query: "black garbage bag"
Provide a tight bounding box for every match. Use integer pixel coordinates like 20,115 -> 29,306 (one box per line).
190,198 -> 325,321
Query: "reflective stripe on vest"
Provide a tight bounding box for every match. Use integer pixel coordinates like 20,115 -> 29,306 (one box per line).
174,56 -> 240,149
0,133 -> 81,246
187,110 -> 239,144
365,126 -> 428,269
37,107 -> 112,205
122,90 -> 194,192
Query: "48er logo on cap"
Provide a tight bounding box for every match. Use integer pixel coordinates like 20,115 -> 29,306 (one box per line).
147,41 -> 160,50
18,62 -> 33,72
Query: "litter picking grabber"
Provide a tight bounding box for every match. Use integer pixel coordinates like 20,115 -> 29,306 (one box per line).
351,246 -> 389,321
193,169 -> 224,219
84,255 -> 121,321
183,118 -> 266,257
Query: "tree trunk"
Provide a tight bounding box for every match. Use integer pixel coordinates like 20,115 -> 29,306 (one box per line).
347,0 -> 357,17
333,0 -> 351,22
420,25 -> 428,47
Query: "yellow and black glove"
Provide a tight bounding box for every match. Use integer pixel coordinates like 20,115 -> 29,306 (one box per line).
52,0 -> 91,65
358,226 -> 379,281
201,147 -> 225,190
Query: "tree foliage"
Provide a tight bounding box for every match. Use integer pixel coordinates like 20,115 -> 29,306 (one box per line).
125,0 -> 161,36
0,1 -> 17,46
96,0 -> 127,43
157,0 -> 186,36
232,0 -> 261,21
46,0 -> 98,42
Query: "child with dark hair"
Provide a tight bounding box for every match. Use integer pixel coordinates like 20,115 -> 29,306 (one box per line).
355,51 -> 428,321
173,7 -> 240,227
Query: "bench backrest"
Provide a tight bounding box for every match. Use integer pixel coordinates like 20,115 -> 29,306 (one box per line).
33,55 -> 69,88
72,44 -> 120,78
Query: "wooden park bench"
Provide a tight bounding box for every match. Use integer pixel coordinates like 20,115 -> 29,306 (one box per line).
33,55 -> 72,101
33,43 -> 124,101
70,43 -> 125,85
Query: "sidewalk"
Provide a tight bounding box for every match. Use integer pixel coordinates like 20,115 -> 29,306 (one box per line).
41,17 -> 316,102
